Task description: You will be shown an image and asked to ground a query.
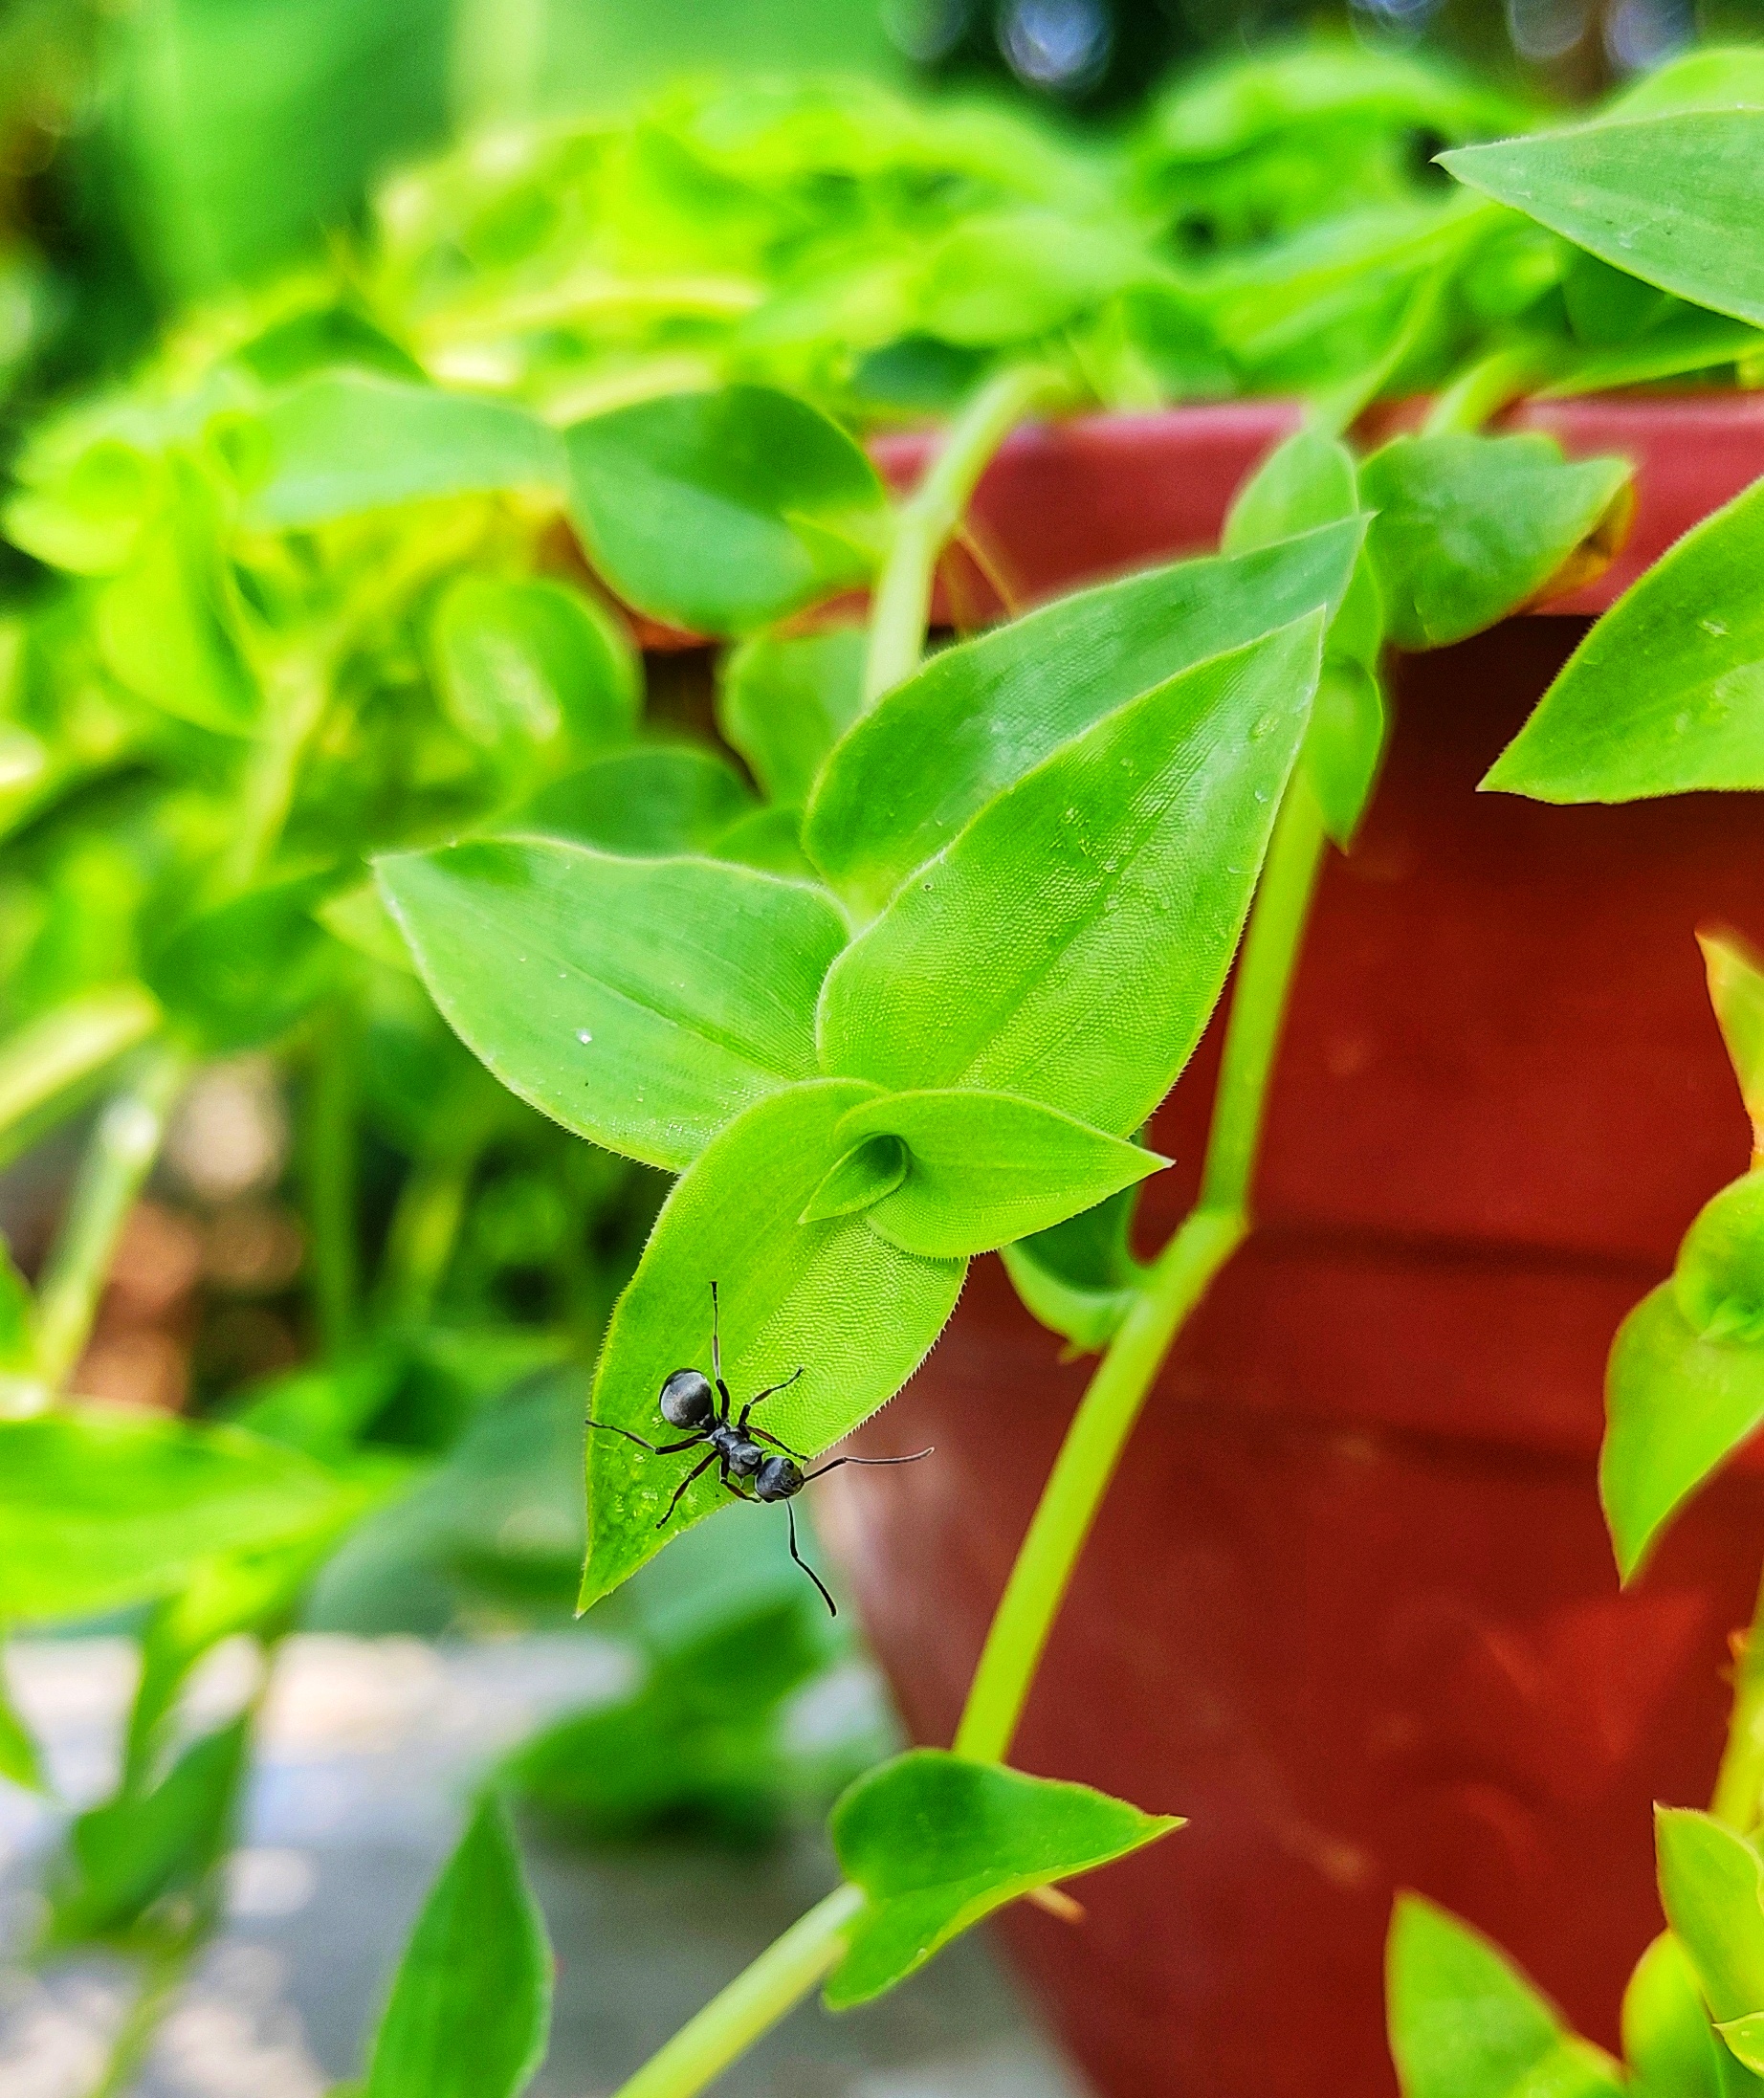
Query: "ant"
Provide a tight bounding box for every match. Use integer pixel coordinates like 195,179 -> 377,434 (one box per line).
587,1282 -> 932,1615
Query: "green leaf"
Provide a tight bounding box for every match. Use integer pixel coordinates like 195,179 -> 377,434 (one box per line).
364,1797 -> 551,2098
0,1235 -> 33,1378
98,466 -> 259,736
1386,1892 -> 1624,2098
802,1135 -> 909,1223
582,1080 -> 963,1606
717,626 -> 868,806
51,1716 -> 249,1945
711,805 -> 819,881
825,1749 -> 1179,2009
0,1409 -> 347,1624
1657,1809 -> 1764,2035
806,519 -> 1363,918
379,841 -> 847,1172
564,387 -> 889,637
515,747 -> 755,858
1360,432 -> 1631,651
0,984 -> 163,1159
1704,931 -> 1764,1151
1001,1182 -> 1150,1356
826,1089 -> 1168,1261
914,211 -> 1153,345
431,576 -> 638,771
242,376 -> 564,530
1603,1265 -> 1764,1583
1483,477 -> 1764,804
1675,1177 -> 1764,1345
0,1636 -> 45,1794
1442,113 -> 1764,328
1623,1931 -> 1755,2098
1224,430 -> 1387,846
816,617 -> 1324,1137
149,874 -> 342,1052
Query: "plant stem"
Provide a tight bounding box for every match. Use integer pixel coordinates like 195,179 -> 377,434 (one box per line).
0,985 -> 162,1162
219,652 -> 328,896
304,996 -> 360,1358
610,1884 -> 866,2098
30,1045 -> 189,1402
862,363 -> 1056,706
82,1930 -> 200,2098
955,780 -> 1329,1763
1712,1560 -> 1764,1831
1421,341 -> 1555,437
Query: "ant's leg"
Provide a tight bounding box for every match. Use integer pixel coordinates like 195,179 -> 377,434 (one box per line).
737,1366 -> 803,1432
785,1499 -> 837,1617
802,1447 -> 934,1484
587,1420 -> 705,1456
749,1425 -> 807,1461
656,1448 -> 718,1527
721,1477 -> 758,1503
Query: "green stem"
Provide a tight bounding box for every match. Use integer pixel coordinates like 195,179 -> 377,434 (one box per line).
380,1146 -> 478,1326
1421,341 -> 1555,438
219,652 -> 328,896
1712,1560 -> 1764,1831
0,985 -> 162,1162
610,1885 -> 866,2098
30,1046 -> 188,1402
955,782 -> 1328,1762
862,363 -> 1057,706
82,1931 -> 201,2098
304,996 -> 360,1358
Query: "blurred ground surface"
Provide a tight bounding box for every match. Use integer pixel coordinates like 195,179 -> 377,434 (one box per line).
0,1636 -> 1090,2098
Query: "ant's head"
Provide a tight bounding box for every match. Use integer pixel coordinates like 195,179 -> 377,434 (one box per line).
658,1368 -> 715,1429
754,1453 -> 805,1503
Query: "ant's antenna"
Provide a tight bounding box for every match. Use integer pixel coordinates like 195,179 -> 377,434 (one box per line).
803,1447 -> 934,1484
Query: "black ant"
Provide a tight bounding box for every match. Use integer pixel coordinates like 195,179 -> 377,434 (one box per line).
587,1282 -> 932,1615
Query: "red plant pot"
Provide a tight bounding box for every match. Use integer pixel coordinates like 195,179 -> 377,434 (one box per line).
817,400 -> 1764,2097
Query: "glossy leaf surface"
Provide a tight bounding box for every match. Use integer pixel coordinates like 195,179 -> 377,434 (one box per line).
1485,478 -> 1764,803
1657,1808 -> 1764,2041
1361,432 -> 1630,651
832,1089 -> 1168,1260
805,521 -> 1361,917
582,1081 -> 963,1605
1386,1893 -> 1624,2098
818,617 -> 1323,1136
826,1749 -> 1179,2009
243,375 -> 564,529
565,387 -> 889,636
1443,113 -> 1764,328
364,1797 -> 551,2098
0,1410 -> 348,1623
1704,931 -> 1764,1154
380,842 -> 847,1172
1603,1275 -> 1764,1579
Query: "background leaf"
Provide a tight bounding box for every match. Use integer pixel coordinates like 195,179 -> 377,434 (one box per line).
380,841 -> 847,1172
431,576 -> 638,773
1442,112 -> 1764,328
564,387 -> 889,637
0,1410 -> 350,1624
364,1796 -> 551,2098
516,748 -> 755,858
833,1089 -> 1168,1260
717,626 -> 868,807
1484,477 -> 1764,803
1361,431 -> 1630,651
825,1749 -> 1179,2010
582,1080 -> 963,1607
242,376 -> 564,529
0,1637 -> 45,1794
1386,1892 -> 1624,2098
1001,1182 -> 1150,1356
817,617 -> 1323,1137
805,520 -> 1361,917
1623,1931 -> 1763,2098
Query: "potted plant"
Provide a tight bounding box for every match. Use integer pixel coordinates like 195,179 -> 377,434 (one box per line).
4,37 -> 1764,2098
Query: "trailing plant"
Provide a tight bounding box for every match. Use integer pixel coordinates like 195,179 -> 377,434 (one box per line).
0,33 -> 1760,2098
1370,85 -> 1764,2098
